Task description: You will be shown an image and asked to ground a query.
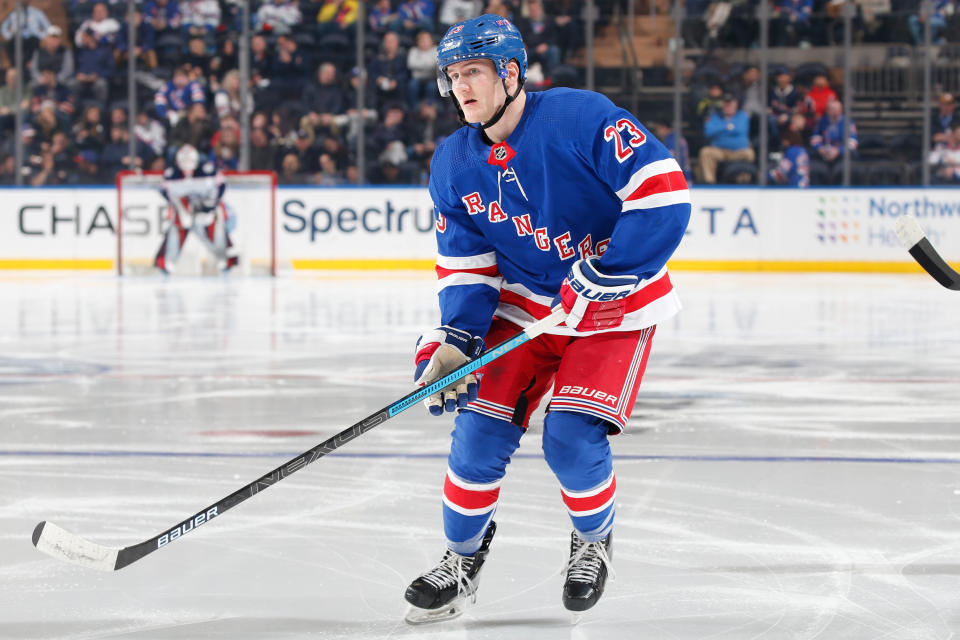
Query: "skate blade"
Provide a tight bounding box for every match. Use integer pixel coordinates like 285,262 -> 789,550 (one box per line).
570,612 -> 585,625
404,601 -> 466,625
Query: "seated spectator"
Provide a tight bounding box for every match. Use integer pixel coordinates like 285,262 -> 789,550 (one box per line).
368,0 -> 400,35
30,68 -> 74,126
807,73 -> 837,119
768,68 -> 797,130
180,0 -> 221,36
0,0 -> 52,62
143,0 -> 183,38
791,81 -> 817,136
74,27 -> 115,108
317,0 -> 359,39
101,123 -> 154,178
255,0 -> 303,35
213,118 -> 240,169
315,152 -> 346,185
115,10 -> 158,70
30,26 -> 74,86
270,34 -> 306,102
250,34 -> 272,90
909,0 -> 954,45
135,108 -> 166,156
406,30 -> 437,109
215,70 -> 247,122
517,0 -> 561,82
0,68 -> 29,130
32,99 -> 62,144
300,63 -> 346,135
769,129 -> 810,187
341,68 -> 380,142
29,129 -> 71,185
439,0 -> 482,30
0,153 -> 14,184
154,65 -> 205,126
811,99 -> 858,166
72,104 -> 105,152
698,93 -> 754,184
371,140 -> 415,184
483,0 -> 511,19
370,32 -> 409,106
398,0 -> 435,36
183,36 -> 211,80
210,38 -> 238,82
544,0 -> 581,61
932,93 -> 960,147
249,124 -> 277,171
371,103 -> 412,156
285,128 -> 319,174
168,101 -> 213,152
736,65 -> 764,119
75,3 -> 120,46
653,121 -> 692,183
278,151 -> 309,184
929,125 -> 960,183
770,0 -> 813,47
696,81 -> 724,119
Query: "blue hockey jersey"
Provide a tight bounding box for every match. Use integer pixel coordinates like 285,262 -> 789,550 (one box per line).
429,88 -> 691,337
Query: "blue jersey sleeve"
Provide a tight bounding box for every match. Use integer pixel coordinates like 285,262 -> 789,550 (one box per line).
428,139 -> 502,338
575,93 -> 691,279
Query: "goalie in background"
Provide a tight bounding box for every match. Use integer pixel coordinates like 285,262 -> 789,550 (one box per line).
154,144 -> 239,274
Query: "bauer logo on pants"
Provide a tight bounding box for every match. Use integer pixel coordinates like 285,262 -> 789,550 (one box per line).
557,385 -> 619,406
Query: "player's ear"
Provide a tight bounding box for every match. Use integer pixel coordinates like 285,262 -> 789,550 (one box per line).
506,60 -> 521,92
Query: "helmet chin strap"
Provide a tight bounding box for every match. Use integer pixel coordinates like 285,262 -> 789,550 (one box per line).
453,76 -> 525,144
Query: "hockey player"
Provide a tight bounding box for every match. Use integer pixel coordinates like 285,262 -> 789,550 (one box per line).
154,144 -> 239,274
404,14 -> 691,624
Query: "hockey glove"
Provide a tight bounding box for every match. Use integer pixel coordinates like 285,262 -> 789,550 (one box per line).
414,326 -> 485,416
554,256 -> 639,332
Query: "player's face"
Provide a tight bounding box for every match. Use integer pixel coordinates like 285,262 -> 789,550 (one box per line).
447,60 -> 504,124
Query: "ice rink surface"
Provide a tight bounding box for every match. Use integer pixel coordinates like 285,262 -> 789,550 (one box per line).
2,270 -> 960,639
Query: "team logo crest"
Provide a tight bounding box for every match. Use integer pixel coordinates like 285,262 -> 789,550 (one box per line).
449,24 -> 464,34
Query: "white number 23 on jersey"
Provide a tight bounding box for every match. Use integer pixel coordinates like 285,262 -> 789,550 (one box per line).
603,118 -> 647,163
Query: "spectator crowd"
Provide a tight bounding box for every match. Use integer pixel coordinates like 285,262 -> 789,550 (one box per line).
0,0 -> 956,186
0,0 -> 585,185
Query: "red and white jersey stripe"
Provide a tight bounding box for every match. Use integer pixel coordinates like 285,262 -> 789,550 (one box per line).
436,252 -> 502,294
560,473 -> 617,518
442,467 -> 502,517
616,158 -> 690,213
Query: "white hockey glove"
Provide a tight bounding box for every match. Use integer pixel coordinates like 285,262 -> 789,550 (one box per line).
414,326 -> 485,416
553,256 -> 638,332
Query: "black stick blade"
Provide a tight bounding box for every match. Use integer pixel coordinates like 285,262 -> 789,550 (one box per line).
895,216 -> 960,291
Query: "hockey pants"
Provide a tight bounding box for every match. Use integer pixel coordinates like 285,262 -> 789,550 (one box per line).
442,409 -> 616,555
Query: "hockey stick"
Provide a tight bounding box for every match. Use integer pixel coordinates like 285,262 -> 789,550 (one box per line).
895,216 -> 960,290
32,307 -> 567,572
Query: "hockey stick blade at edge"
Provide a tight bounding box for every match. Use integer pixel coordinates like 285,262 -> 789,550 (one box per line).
29,307 -> 567,572
894,216 -> 960,290
32,521 -> 120,571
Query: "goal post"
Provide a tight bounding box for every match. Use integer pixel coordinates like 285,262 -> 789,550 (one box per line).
115,170 -> 278,276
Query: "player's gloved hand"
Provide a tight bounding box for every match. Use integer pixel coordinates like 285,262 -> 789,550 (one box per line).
553,256 -> 638,332
414,326 -> 485,416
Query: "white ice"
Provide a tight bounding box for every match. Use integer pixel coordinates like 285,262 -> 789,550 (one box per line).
2,271 -> 960,639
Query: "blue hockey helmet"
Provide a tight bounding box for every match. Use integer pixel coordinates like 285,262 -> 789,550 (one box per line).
436,14 -> 528,97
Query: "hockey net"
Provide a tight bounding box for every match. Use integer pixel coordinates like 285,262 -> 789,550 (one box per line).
115,170 -> 277,276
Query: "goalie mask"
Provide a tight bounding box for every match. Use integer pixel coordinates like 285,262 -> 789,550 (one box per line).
436,14 -> 527,131
175,144 -> 199,175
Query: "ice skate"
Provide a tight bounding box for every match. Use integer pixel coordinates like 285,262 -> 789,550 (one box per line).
404,521 -> 496,625
562,530 -> 613,615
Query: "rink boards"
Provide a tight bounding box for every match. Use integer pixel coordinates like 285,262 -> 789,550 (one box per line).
0,186 -> 957,272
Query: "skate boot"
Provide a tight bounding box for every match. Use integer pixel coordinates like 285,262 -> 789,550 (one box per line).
562,530 -> 613,616
404,521 -> 497,625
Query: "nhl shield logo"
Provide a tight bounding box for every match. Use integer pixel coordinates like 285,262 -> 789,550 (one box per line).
487,142 -> 516,170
